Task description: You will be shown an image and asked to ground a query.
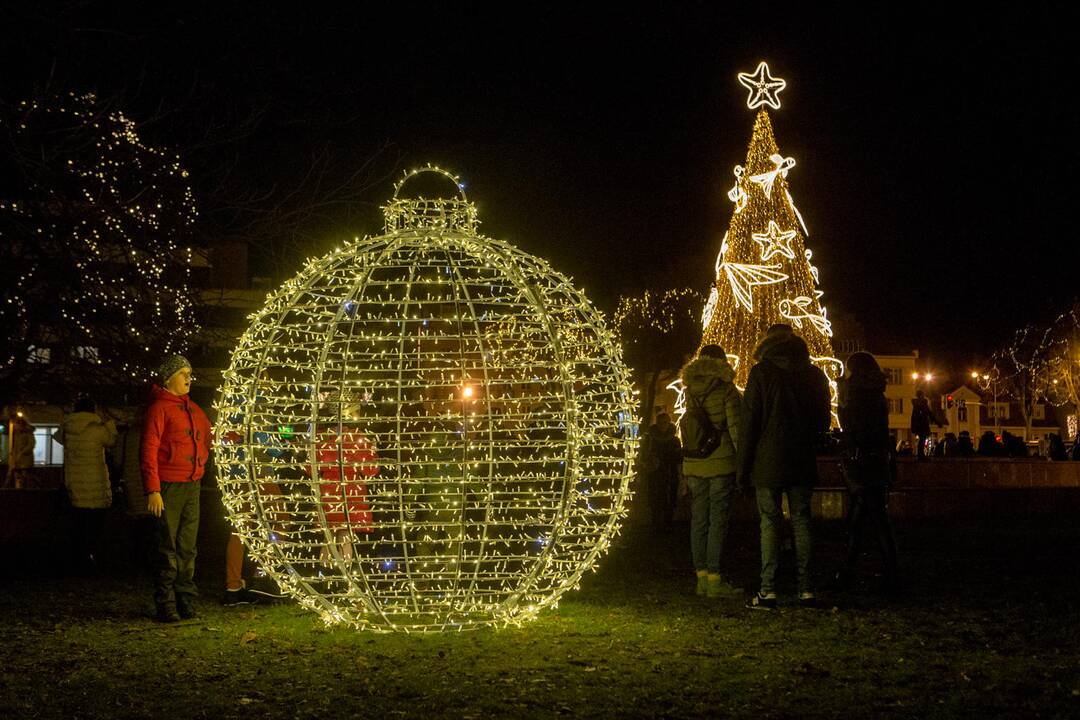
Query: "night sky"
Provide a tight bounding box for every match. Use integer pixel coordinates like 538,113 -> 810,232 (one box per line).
3,3 -> 1076,377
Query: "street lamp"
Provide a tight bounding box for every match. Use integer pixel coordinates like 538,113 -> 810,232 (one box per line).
973,370 -> 1000,435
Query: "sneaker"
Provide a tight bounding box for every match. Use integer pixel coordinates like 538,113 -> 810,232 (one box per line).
156,603 -> 181,623
707,574 -> 743,599
177,598 -> 199,620
798,591 -> 818,608
745,591 -> 777,611
695,572 -> 708,597
223,587 -> 257,606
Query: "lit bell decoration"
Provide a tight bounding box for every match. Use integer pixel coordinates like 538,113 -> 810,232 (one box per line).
213,166 -> 637,631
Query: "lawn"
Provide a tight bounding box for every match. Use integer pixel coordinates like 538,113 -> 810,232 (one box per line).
2,508 -> 1078,719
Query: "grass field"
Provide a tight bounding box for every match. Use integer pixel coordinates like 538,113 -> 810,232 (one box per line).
2,508 -> 1079,719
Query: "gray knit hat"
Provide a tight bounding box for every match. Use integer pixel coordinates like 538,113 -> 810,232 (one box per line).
157,354 -> 192,384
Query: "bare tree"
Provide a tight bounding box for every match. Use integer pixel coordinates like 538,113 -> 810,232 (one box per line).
992,324 -> 1060,438
612,288 -> 704,426
1045,302 -> 1080,416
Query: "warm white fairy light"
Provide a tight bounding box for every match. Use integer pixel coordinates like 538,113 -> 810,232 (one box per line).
0,92 -> 196,381
779,296 -> 833,336
720,262 -> 789,313
737,61 -> 787,110
727,165 -> 748,212
702,65 -> 841,420
214,166 -> 636,633
748,154 -> 795,199
751,220 -> 798,261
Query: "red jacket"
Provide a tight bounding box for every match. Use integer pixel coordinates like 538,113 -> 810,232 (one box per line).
315,428 -> 378,530
141,385 -> 212,494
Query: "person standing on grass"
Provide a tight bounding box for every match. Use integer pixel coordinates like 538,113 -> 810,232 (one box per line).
834,351 -> 900,594
54,396 -> 118,573
738,324 -> 831,610
141,355 -> 211,623
680,345 -> 742,599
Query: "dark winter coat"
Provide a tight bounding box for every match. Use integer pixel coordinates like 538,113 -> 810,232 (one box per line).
837,370 -> 891,490
909,397 -> 934,436
737,332 -> 831,489
680,354 -> 741,477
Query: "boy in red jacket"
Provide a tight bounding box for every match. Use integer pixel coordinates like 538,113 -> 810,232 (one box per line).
141,355 -> 211,623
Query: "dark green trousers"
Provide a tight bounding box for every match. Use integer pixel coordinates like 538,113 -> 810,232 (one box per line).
154,481 -> 200,606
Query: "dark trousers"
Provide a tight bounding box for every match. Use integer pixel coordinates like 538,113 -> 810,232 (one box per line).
843,484 -> 898,579
69,507 -> 108,570
756,487 -> 814,594
154,481 -> 201,606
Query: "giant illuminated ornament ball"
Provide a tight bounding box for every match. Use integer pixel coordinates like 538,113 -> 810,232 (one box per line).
213,166 -> 637,632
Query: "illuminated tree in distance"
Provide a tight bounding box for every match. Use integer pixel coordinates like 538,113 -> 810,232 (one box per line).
0,92 -> 197,403
700,62 -> 841,417
613,287 -> 704,423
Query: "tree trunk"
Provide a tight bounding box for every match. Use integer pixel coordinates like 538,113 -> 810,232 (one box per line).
640,367 -> 662,430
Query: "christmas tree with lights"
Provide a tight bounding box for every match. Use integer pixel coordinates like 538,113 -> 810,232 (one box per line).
0,92 -> 197,403
700,62 -> 841,415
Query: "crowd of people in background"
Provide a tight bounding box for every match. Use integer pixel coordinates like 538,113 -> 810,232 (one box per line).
6,331 -> 1080,618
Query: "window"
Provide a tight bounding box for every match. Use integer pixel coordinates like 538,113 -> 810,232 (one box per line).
958,405 -> 967,422
990,403 -> 1010,420
75,346 -> 100,363
32,425 -> 64,466
883,368 -> 903,385
887,398 -> 904,415
1031,404 -> 1045,421
27,345 -> 51,364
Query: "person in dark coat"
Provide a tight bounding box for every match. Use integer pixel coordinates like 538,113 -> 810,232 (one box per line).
834,352 -> 900,594
640,413 -> 682,530
909,390 -> 939,459
956,430 -> 976,457
977,430 -> 1003,456
680,346 -> 741,598
738,325 -> 831,610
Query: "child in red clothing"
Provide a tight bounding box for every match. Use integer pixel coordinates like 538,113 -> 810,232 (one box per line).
316,427 -> 378,564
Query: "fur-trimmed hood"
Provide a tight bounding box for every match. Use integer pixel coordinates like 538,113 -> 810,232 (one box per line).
682,354 -> 736,397
752,331 -> 811,371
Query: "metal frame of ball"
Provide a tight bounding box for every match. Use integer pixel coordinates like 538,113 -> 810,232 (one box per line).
213,166 -> 638,632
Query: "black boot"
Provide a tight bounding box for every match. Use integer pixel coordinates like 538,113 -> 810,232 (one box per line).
156,603 -> 181,623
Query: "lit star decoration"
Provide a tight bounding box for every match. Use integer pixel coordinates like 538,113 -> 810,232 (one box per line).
214,166 -> 637,633
702,65 -> 842,423
752,220 -> 798,261
737,61 -> 787,110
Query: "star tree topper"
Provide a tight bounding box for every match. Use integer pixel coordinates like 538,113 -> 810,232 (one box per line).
738,61 -> 786,110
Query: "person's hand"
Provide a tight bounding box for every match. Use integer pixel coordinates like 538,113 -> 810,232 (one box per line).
148,492 -> 164,517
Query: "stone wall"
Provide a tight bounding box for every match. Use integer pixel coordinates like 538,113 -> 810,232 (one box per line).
815,457 -> 1080,520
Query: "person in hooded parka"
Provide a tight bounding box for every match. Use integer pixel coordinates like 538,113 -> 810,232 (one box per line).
680,345 -> 742,599
55,396 -> 118,572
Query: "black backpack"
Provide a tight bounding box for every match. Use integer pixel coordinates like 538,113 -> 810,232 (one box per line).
680,390 -> 723,459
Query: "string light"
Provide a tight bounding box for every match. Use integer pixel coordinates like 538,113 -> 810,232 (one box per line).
703,66 -> 841,422
214,166 -> 636,633
0,92 -> 197,382
737,61 -> 787,111
748,154 -> 796,199
751,220 -> 798,261
719,262 -> 789,313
